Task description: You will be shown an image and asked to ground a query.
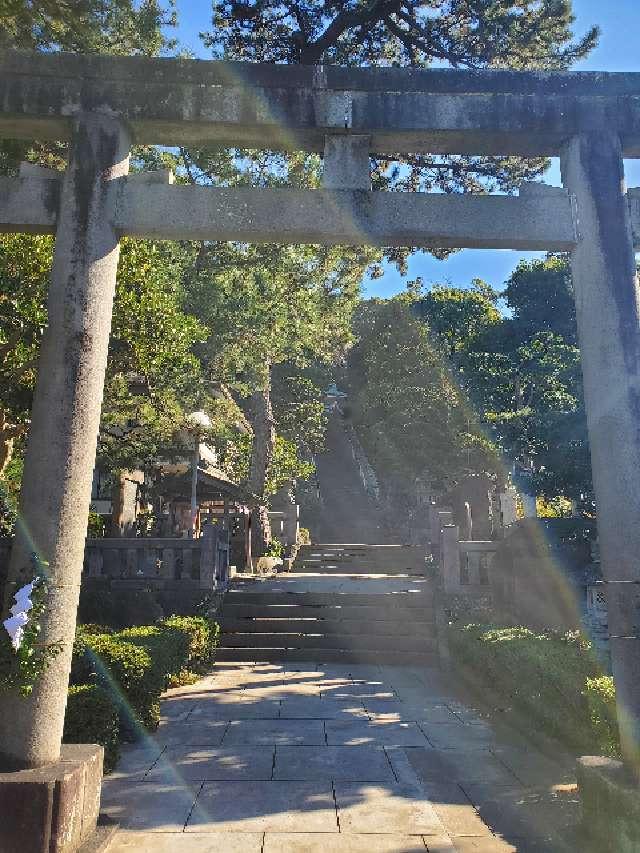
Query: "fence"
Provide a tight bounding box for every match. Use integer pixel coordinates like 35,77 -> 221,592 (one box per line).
84,523 -> 230,589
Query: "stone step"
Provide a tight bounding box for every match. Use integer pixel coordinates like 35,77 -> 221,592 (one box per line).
222,604 -> 434,621
219,618 -> 435,634
215,647 -> 438,665
219,632 -> 436,652
223,592 -> 433,607
293,564 -> 426,575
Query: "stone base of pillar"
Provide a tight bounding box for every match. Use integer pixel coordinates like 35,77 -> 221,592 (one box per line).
577,755 -> 640,852
0,744 -> 105,853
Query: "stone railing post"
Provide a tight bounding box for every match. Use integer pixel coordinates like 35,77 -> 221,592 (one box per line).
199,523 -> 216,590
441,524 -> 461,594
562,131 -> 640,776
0,112 -> 131,770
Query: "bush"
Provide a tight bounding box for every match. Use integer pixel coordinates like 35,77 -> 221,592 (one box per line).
71,630 -> 163,738
70,615 -> 221,752
118,624 -> 191,687
447,623 -> 617,754
586,676 -> 620,758
64,684 -> 120,771
160,615 -> 220,673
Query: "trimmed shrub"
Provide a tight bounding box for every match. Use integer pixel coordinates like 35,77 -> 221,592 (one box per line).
71,630 -> 162,738
585,676 -> 620,758
447,623 -> 617,754
64,684 -> 120,771
160,615 -> 220,673
118,624 -> 191,687
69,616 -> 221,749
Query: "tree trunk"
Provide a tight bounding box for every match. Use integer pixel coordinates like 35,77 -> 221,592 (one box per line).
247,369 -> 275,557
0,411 -> 26,478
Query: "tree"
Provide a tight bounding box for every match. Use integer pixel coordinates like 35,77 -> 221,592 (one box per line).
184,240 -> 373,551
0,233 -> 210,532
413,257 -> 590,503
346,298 -> 498,494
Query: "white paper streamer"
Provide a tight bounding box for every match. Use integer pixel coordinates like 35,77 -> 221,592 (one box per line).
3,581 -> 37,651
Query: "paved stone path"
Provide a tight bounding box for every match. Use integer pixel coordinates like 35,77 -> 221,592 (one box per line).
102,659 -> 581,852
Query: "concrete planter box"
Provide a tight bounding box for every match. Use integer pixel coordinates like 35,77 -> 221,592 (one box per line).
577,755 -> 640,852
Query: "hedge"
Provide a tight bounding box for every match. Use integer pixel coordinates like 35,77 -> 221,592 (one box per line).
585,675 -> 619,758
68,615 -> 220,749
160,615 -> 220,673
447,623 -> 620,756
64,684 -> 120,771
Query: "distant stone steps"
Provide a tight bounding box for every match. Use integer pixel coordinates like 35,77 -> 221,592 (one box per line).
293,544 -> 427,575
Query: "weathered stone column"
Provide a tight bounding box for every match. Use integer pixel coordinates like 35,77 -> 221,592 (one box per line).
561,131 -> 640,776
0,112 -> 130,769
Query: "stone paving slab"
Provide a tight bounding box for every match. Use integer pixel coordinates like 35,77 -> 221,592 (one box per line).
100,779 -> 199,831
189,699 -> 282,719
320,683 -> 397,700
263,832 -> 429,851
425,837 -> 518,852
154,719 -> 229,747
459,784 -> 581,852
278,697 -> 368,719
415,781 -> 493,837
223,718 -> 326,746
186,781 -> 339,833
108,742 -> 165,780
489,747 -> 576,787
108,831 -> 264,852
419,722 -> 495,750
325,719 -> 430,747
146,746 -> 276,782
334,782 -> 445,834
273,744 -> 395,782
237,684 -> 322,701
403,747 -> 519,786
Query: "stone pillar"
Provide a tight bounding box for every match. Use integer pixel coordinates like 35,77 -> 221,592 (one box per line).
561,131 -> 640,776
0,113 -> 130,770
441,524 -> 461,594
323,135 -> 371,190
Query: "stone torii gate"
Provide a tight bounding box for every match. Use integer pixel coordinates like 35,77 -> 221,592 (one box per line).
1,48 -> 640,832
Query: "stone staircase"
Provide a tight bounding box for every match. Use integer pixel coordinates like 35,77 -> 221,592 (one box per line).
216,544 -> 437,664
293,544 -> 426,575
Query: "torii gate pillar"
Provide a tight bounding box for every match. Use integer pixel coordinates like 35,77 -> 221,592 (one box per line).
0,113 -> 130,771
562,131 -> 640,776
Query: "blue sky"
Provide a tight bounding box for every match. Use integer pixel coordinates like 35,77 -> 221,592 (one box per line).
170,0 -> 640,298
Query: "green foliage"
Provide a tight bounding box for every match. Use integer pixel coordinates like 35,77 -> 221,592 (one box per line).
347,298 -> 498,491
585,676 -> 620,758
0,568 -> 62,696
263,539 -> 284,559
412,258 -> 590,502
64,684 -> 120,772
159,615 -> 220,673
87,510 -> 106,538
207,0 -> 596,69
0,0 -> 176,55
448,623 -> 619,755
71,628 -> 164,735
71,616 -> 220,740
297,527 -> 311,545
